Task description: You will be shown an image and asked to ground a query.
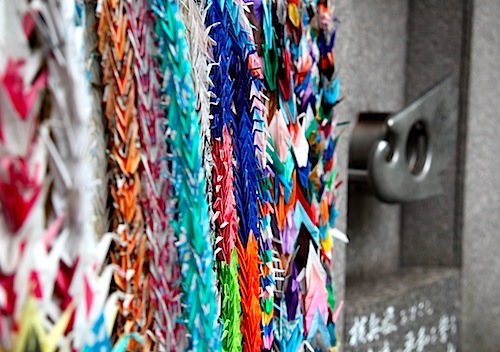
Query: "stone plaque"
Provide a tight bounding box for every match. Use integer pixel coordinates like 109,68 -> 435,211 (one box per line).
344,268 -> 460,352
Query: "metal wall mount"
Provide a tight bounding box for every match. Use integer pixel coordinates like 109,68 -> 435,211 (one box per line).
349,76 -> 458,203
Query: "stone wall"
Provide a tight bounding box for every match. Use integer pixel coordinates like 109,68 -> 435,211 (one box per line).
334,0 -> 409,343
336,1 -> 500,350
401,0 -> 465,268
338,0 -> 408,283
462,0 -> 500,349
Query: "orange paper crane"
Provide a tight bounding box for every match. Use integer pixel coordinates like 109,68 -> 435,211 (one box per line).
97,1 -> 151,349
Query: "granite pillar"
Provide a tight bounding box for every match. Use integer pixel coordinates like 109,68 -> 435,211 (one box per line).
462,0 -> 500,349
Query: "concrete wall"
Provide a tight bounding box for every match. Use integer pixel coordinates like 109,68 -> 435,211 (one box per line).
462,1 -> 500,349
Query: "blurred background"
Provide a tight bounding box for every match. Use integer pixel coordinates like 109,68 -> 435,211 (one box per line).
333,1 -> 500,351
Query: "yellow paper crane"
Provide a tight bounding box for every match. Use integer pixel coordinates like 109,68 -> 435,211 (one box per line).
12,297 -> 74,352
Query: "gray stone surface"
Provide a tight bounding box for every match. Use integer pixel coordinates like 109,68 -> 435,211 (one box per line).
344,268 -> 460,352
405,0 -> 465,103
336,1 -> 500,351
401,0 -> 465,267
335,0 -> 408,348
337,0 -> 408,114
338,0 -> 408,282
347,195 -> 400,281
462,1 -> 500,350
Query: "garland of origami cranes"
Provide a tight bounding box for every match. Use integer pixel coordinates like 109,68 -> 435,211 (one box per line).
0,0 -> 344,351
